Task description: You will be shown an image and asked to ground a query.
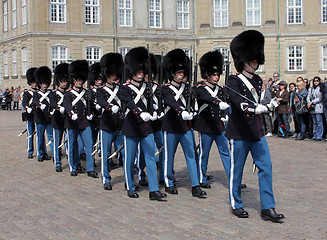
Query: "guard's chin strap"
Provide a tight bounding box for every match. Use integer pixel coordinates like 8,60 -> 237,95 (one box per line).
244,63 -> 258,72
206,73 -> 219,84
172,73 -> 185,82
132,74 -> 144,82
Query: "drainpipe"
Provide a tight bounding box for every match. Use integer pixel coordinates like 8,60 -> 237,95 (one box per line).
192,0 -> 195,65
113,0 -> 116,52
278,0 -> 281,77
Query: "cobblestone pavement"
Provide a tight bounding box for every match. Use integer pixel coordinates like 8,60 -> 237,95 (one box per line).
0,111 -> 326,239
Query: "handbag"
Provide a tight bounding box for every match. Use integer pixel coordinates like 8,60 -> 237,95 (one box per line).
295,96 -> 308,115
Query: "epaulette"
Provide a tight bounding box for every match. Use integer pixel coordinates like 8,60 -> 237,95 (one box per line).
123,82 -> 130,86
234,72 -> 241,76
164,82 -> 171,86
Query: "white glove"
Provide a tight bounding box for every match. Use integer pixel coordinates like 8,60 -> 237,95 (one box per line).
86,114 -> 94,121
153,104 -> 158,111
71,113 -> 78,121
182,111 -> 193,120
95,104 -> 101,111
150,111 -> 158,121
221,115 -> 229,123
111,105 -> 119,114
59,106 -> 65,114
219,101 -> 230,110
27,107 -> 32,114
140,112 -> 151,122
255,104 -> 268,115
158,112 -> 165,119
40,103 -> 46,110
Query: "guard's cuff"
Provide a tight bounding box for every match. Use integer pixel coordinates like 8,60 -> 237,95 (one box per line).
133,107 -> 143,115
177,106 -> 184,115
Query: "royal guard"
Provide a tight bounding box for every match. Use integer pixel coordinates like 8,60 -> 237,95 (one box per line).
32,66 -> 54,162
194,50 -> 230,188
226,30 -> 285,222
22,67 -> 38,159
49,63 -> 69,172
63,60 -> 98,178
96,52 -> 124,190
161,48 -> 206,198
120,47 -> 166,201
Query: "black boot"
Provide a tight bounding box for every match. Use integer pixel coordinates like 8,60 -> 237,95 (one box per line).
192,186 -> 207,198
261,208 -> 285,222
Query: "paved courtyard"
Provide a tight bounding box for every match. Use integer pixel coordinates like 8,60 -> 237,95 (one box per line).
0,110 -> 326,239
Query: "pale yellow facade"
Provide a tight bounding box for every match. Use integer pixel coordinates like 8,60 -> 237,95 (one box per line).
1,0 -> 327,89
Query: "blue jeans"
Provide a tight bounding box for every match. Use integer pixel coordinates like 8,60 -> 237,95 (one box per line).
311,113 -> 323,140
295,114 -> 306,138
229,137 -> 275,210
277,114 -> 291,135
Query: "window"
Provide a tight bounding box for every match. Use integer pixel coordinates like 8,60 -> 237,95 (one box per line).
213,0 -> 228,27
149,0 -> 161,28
51,46 -> 67,71
213,47 -> 229,62
4,51 -> 8,77
50,0 -> 66,23
22,0 -> 27,25
288,45 -> 303,71
85,0 -> 99,24
22,47 -> 27,75
177,1 -> 189,29
12,49 -> 17,76
287,0 -> 302,24
86,46 -> 101,65
181,48 -> 191,58
246,0 -> 261,26
119,0 -> 132,26
322,0 -> 327,23
322,45 -> 327,70
4,1 -> 8,32
12,0 -> 17,29
119,47 -> 131,59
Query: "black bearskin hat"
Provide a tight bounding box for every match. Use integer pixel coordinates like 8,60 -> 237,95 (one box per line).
149,53 -> 158,79
230,30 -> 265,72
88,62 -> 101,86
124,47 -> 149,79
54,63 -> 69,86
68,60 -> 89,83
26,67 -> 37,85
163,49 -> 190,80
199,50 -> 224,79
100,53 -> 124,81
34,66 -> 52,86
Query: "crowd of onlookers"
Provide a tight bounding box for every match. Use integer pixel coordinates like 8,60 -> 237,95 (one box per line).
260,73 -> 327,141
0,86 -> 25,111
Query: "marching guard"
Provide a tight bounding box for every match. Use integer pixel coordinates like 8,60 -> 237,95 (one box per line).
120,47 -> 166,201
32,66 -> 54,162
22,67 -> 38,159
194,50 -> 231,189
63,60 -> 98,178
226,30 -> 284,222
161,49 -> 206,198
96,52 -> 125,190
49,63 -> 69,172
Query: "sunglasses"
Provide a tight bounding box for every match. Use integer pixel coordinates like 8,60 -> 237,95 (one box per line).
313,80 -> 320,82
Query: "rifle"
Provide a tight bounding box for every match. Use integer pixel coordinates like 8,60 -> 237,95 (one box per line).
119,62 -> 127,119
157,52 -> 164,116
186,46 -> 193,113
86,72 -> 93,117
146,44 -> 154,115
222,55 -> 230,102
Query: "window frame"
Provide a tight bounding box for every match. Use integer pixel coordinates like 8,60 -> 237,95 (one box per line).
85,46 -> 101,65
22,0 -> 27,25
4,51 -> 8,77
4,0 -> 8,32
287,45 -> 304,71
246,0 -> 261,26
321,45 -> 327,71
287,0 -> 302,25
22,47 -> 28,76
213,0 -> 228,28
12,0 -> 17,29
119,46 -> 131,59
149,0 -> 162,28
12,49 -> 17,77
85,0 -> 100,25
51,45 -> 68,72
322,0 -> 327,23
118,0 -> 133,27
177,0 -> 189,29
50,0 -> 67,23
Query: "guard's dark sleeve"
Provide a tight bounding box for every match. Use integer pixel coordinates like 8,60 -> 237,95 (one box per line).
120,85 -> 143,115
63,92 -> 74,117
196,87 -> 221,106
49,91 -> 58,110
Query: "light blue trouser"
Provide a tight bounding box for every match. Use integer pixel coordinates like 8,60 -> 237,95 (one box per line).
67,127 -> 94,172
229,136 -> 275,210
36,123 -> 53,159
53,128 -> 64,167
163,130 -> 200,188
123,134 -> 159,192
100,130 -> 123,184
26,120 -> 35,155
198,132 -> 230,183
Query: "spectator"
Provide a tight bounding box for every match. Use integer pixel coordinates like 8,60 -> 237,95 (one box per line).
294,81 -> 308,140
269,72 -> 280,94
321,79 -> 327,140
307,76 -> 324,141
304,78 -> 310,90
259,83 -> 273,136
3,88 -> 12,111
12,88 -> 20,110
289,82 -> 300,138
274,81 -> 291,137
